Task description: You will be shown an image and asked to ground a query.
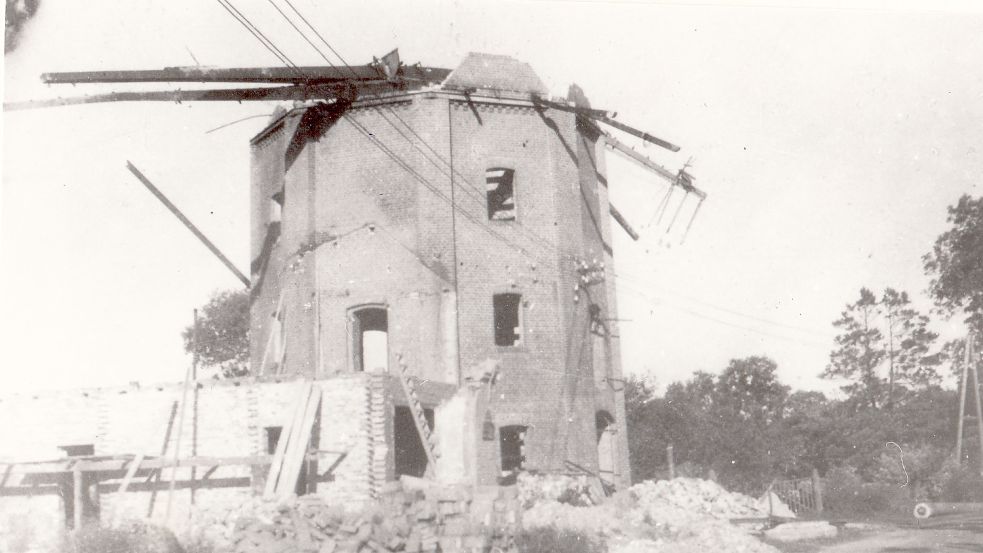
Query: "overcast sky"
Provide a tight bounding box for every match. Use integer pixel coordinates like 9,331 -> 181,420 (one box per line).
2,0 -> 982,393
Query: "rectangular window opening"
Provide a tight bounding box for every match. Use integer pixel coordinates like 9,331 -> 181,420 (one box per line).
493,293 -> 522,346
486,168 -> 516,221
499,425 -> 528,484
265,426 -> 283,455
59,444 -> 95,457
270,190 -> 284,224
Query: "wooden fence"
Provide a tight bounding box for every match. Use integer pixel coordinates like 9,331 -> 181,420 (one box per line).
769,470 -> 824,514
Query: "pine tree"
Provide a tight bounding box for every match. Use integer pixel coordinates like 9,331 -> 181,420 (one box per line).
824,288 -> 886,408
882,288 -> 941,405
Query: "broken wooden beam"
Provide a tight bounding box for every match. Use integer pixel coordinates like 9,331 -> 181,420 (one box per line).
126,162 -> 250,288
602,131 -> 707,199
40,64 -> 451,85
3,83 -> 367,112
594,114 -> 680,152
608,204 -> 640,241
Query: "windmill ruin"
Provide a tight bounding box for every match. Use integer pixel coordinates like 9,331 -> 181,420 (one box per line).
0,49 -> 705,538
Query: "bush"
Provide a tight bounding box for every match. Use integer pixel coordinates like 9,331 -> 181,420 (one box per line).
823,466 -> 911,516
516,527 -> 605,553
940,466 -> 983,502
61,523 -> 183,553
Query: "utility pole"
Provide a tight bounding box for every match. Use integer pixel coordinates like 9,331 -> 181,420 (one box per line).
971,335 -> 983,476
955,333 -> 983,473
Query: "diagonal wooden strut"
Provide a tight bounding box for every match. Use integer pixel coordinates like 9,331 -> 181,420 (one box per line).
396,355 -> 439,478
126,162 -> 250,287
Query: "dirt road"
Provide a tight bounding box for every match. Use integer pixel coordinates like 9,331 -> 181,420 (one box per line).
817,525 -> 983,553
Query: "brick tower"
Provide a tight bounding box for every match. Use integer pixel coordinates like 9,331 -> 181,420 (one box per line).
249,53 -> 631,488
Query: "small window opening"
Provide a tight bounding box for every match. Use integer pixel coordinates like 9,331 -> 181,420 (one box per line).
394,406 -> 434,478
499,425 -> 528,484
265,426 -> 283,454
493,293 -> 522,346
59,444 -> 95,457
352,307 -> 388,372
486,168 -> 516,220
270,190 -> 284,223
596,411 -> 616,482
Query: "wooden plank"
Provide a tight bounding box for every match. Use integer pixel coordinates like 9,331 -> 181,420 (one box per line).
147,401 -> 179,517
264,382 -> 313,499
73,467 -> 83,529
275,387 -> 321,499
117,454 -> 145,494
4,455 -> 273,476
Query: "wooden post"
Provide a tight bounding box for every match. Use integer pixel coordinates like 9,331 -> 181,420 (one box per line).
191,309 -> 199,507
970,335 -> 983,477
666,443 -> 675,479
956,336 -> 971,463
812,468 -> 824,513
72,467 -> 83,529
165,360 -> 194,523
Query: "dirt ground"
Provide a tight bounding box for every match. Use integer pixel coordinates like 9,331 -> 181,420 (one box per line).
768,516 -> 983,553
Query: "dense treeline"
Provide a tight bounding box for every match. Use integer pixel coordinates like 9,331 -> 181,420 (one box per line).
625,195 -> 983,506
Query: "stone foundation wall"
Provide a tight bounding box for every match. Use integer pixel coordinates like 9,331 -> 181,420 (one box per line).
0,375 -> 377,548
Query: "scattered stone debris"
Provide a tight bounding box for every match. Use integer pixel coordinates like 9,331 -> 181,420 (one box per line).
516,472 -> 599,507
227,477 -> 521,553
763,521 -> 837,542
522,476 -> 783,553
197,475 -> 795,553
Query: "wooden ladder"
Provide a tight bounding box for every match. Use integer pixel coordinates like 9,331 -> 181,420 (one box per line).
396,355 -> 439,478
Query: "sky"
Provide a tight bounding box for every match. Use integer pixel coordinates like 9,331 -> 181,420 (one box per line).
2,0 -> 982,394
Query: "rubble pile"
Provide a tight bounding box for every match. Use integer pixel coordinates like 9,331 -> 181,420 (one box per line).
516,472 -> 598,507
630,478 -> 766,520
523,477 -> 781,553
229,479 -> 521,553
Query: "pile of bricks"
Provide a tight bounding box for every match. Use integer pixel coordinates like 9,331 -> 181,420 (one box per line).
230,478 -> 521,553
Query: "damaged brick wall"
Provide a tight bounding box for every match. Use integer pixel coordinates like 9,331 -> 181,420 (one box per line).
0,375 -> 380,542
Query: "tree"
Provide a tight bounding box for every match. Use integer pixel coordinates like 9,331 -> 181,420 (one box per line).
823,287 -> 940,408
824,288 -> 886,408
715,356 -> 789,424
881,288 -> 941,402
924,195 -> 983,333
183,289 -> 250,378
624,375 -> 661,482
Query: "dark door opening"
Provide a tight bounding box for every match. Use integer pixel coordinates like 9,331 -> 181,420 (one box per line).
499,425 -> 528,485
394,406 -> 434,478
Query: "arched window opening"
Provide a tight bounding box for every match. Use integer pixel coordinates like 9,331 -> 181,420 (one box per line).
351,306 -> 388,372
596,411 -> 616,482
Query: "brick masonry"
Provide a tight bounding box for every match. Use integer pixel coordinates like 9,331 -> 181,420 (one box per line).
0,375 -> 381,544
249,55 -> 632,492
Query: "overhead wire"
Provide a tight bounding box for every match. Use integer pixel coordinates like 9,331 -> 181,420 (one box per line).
263,1 -> 577,264
261,1 -> 563,269
219,2 -> 828,352
215,0 -> 304,78
277,3 -> 826,345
